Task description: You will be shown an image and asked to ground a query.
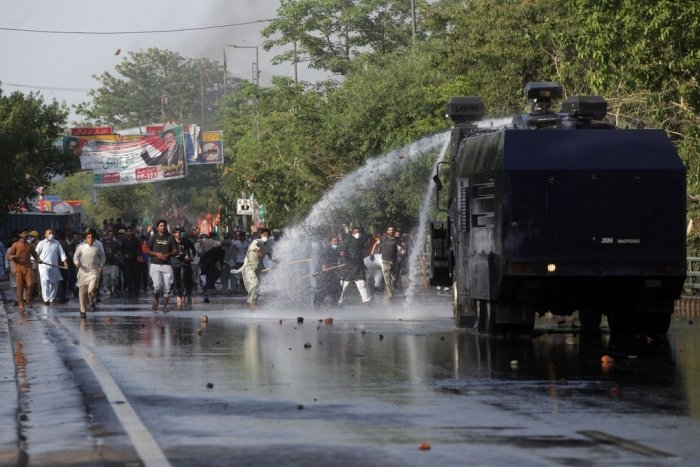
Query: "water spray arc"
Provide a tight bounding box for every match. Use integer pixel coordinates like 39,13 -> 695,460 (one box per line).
263,132 -> 450,308
404,134 -> 450,302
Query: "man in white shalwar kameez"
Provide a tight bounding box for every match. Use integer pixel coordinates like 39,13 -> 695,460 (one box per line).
74,230 -> 105,318
35,228 -> 68,305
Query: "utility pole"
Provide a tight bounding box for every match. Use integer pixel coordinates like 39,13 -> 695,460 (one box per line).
293,40 -> 298,83
224,44 -> 259,140
222,47 -> 227,97
410,0 -> 417,47
200,68 -> 205,130
226,44 -> 259,87
160,91 -> 167,121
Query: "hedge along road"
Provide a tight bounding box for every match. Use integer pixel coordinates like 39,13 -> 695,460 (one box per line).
2,288 -> 700,466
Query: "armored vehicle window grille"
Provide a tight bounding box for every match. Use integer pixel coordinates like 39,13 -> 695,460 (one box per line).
471,181 -> 495,228
460,185 -> 469,231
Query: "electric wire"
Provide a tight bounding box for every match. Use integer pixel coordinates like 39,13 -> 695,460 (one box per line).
0,19 -> 276,35
2,82 -> 91,93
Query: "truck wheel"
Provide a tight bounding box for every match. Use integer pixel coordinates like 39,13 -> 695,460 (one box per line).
476,300 -> 496,334
639,312 -> 671,336
453,282 -> 476,328
606,311 -> 630,335
579,307 -> 603,330
607,310 -> 671,336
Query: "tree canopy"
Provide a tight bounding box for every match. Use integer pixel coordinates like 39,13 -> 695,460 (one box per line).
0,89 -> 78,215
261,0 -> 417,75
75,48 -> 235,129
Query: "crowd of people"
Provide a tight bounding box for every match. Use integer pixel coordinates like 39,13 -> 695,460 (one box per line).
0,218 -> 411,315
310,224 -> 408,308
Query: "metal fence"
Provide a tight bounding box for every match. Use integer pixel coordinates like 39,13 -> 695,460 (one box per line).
684,257 -> 700,295
0,212 -> 81,244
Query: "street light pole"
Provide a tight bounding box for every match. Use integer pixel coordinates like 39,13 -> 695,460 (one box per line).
225,44 -> 259,87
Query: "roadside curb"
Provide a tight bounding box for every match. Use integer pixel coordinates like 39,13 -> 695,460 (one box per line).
0,283 -> 20,465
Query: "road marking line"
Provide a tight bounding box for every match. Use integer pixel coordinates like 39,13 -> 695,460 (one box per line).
579,430 -> 679,459
52,318 -> 172,467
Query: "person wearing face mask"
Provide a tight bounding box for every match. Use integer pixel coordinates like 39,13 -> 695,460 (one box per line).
233,228 -> 271,309
312,235 -> 343,308
338,226 -> 371,305
35,228 -> 69,305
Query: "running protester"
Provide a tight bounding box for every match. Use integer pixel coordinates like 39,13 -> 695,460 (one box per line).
74,230 -> 105,318
172,227 -> 196,306
145,219 -> 178,312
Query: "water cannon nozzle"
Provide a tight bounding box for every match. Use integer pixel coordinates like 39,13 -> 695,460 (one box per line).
447,96 -> 484,124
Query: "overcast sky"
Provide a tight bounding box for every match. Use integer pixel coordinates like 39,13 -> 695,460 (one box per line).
0,0 -> 327,124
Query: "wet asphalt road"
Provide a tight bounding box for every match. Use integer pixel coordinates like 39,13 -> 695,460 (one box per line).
1,285 -> 700,466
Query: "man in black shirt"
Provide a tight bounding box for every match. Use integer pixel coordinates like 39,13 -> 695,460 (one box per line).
313,235 -> 343,308
172,227 -> 196,306
145,219 -> 178,312
102,230 -> 121,297
200,242 -> 225,292
338,226 -> 371,305
120,227 -> 142,298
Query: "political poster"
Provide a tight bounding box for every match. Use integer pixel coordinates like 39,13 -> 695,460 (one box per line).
189,131 -> 224,165
237,198 -> 253,215
147,123 -> 205,164
73,125 -> 186,187
63,134 -> 144,157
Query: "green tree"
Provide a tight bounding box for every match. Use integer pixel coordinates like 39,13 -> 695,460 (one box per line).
217,48 -> 454,230
571,0 -> 700,180
262,0 -> 417,75
424,0 -> 588,114
0,89 -> 79,214
313,51 -> 455,229
75,48 -> 234,129
219,78 -> 333,226
319,51 -> 450,163
573,0 -> 700,111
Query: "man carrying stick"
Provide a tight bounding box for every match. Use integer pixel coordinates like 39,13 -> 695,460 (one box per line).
7,229 -> 40,311
313,235 -> 343,308
233,229 -> 271,310
35,228 -> 69,305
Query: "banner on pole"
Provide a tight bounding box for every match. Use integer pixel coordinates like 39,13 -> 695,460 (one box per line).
71,126 -> 114,136
189,131 -> 224,165
72,125 -> 186,187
